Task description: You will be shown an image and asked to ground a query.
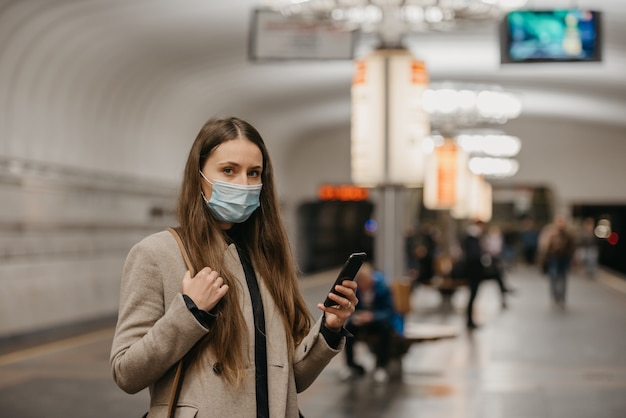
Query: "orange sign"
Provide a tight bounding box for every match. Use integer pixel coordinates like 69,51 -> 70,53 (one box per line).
318,184 -> 369,201
436,142 -> 458,207
353,60 -> 366,86
411,60 -> 428,85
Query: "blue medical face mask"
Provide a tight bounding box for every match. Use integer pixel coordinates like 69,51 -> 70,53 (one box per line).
199,171 -> 262,223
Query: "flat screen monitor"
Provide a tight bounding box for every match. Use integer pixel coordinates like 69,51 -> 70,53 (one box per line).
500,9 -> 602,63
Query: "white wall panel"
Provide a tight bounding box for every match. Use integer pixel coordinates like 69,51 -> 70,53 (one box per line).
497,117 -> 626,205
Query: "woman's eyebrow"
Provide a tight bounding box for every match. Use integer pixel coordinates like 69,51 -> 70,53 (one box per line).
217,161 -> 263,170
216,160 -> 240,166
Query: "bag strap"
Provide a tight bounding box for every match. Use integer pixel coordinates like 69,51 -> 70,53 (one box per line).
168,226 -> 195,276
167,362 -> 185,418
166,226 -> 195,418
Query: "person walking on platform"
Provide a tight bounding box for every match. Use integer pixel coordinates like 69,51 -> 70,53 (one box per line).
460,220 -> 486,330
406,222 -> 438,289
343,263 -> 395,383
110,117 -> 358,418
544,215 -> 576,308
482,224 -> 515,309
501,223 -> 519,270
520,217 -> 539,266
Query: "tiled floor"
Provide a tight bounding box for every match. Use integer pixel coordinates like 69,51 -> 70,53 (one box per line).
1,264 -> 625,418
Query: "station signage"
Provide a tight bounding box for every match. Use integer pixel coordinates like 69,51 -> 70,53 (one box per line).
317,184 -> 369,201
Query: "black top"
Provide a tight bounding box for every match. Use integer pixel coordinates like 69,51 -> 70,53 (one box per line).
227,225 -> 270,418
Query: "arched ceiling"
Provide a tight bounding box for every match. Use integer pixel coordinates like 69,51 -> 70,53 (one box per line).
1,0 -> 625,182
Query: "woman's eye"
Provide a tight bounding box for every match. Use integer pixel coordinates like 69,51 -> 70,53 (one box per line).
223,167 -> 234,175
248,170 -> 261,178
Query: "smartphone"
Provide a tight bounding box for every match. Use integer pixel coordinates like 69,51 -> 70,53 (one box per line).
323,252 -> 367,307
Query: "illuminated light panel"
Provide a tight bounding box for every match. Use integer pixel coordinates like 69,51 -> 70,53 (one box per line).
468,157 -> 519,177
456,132 -> 521,157
263,0 -> 527,45
424,84 -> 522,133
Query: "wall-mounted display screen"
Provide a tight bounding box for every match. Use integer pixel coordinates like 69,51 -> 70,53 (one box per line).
500,9 -> 602,63
248,8 -> 355,61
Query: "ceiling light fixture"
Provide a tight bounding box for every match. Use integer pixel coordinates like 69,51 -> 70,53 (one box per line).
468,156 -> 519,177
423,82 -> 522,135
455,130 -> 521,157
262,0 -> 527,45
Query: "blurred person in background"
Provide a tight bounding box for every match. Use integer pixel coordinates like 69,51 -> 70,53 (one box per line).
411,222 -> 437,289
110,117 -> 357,418
404,224 -> 420,284
460,220 -> 487,330
543,215 -> 576,308
501,223 -> 519,270
342,262 -> 395,383
482,224 -> 516,309
520,217 -> 539,267
577,217 -> 600,279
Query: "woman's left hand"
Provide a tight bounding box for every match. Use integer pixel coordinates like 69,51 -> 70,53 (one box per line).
317,280 -> 358,332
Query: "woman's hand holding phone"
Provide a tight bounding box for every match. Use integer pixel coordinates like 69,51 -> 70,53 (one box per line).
317,279 -> 358,332
317,252 -> 366,331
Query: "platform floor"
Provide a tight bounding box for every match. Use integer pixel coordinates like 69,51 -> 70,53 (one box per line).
1,264 -> 625,418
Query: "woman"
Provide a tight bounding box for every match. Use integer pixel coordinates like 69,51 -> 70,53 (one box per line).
110,117 -> 357,417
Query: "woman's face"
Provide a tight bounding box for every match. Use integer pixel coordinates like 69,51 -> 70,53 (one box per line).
200,137 -> 264,199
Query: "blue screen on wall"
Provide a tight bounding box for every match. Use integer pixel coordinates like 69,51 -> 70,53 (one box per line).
500,9 -> 602,63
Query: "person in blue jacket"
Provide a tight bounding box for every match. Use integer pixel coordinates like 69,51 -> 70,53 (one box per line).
343,262 -> 395,383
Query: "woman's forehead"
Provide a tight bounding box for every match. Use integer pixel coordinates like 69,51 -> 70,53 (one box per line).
210,138 -> 263,164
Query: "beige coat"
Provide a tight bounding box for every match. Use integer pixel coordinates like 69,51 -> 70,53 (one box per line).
110,230 -> 343,418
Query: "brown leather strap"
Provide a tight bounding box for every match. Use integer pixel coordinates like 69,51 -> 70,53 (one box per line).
167,361 -> 185,418
168,227 -> 195,276
166,226 -> 195,418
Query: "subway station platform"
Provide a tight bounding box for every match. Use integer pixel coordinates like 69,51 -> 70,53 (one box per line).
1,265 -> 625,418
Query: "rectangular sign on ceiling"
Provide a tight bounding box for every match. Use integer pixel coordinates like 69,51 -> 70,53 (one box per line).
424,140 -> 469,210
351,49 -> 430,187
351,55 -> 386,186
388,51 -> 430,186
451,172 -> 493,222
248,9 -> 355,61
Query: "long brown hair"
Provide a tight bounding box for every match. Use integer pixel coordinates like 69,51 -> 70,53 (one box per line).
176,117 -> 312,386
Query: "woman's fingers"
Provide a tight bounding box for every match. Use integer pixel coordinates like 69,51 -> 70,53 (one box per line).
330,280 -> 358,308
182,267 -> 229,311
195,267 -> 218,280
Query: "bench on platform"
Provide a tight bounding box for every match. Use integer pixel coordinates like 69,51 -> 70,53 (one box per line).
428,276 -> 467,310
362,278 -> 459,377
383,322 -> 458,356
425,254 -> 506,309
362,322 -> 458,377
414,255 -> 468,310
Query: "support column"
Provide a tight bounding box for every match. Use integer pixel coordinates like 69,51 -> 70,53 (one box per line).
375,185 -> 407,282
